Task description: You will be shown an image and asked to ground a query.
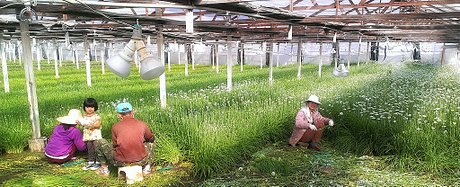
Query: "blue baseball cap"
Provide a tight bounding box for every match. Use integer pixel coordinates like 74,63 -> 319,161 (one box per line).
116,102 -> 133,113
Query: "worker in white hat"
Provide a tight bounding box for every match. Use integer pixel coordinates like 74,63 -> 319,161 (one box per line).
289,95 -> 334,151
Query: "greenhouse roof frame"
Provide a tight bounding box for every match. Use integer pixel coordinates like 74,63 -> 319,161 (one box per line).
0,0 -> 459,44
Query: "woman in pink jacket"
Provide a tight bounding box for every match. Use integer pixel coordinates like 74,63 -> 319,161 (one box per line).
289,95 -> 334,151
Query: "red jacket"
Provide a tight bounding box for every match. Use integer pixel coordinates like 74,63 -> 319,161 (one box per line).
112,117 -> 154,163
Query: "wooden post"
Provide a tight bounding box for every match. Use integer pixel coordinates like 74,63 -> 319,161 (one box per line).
319,42 -> 323,78
268,42 -> 274,85
21,20 -> 45,152
1,35 -> 10,93
297,39 -> 302,79
227,37 -> 233,91
158,33 -> 167,108
84,37 -> 91,87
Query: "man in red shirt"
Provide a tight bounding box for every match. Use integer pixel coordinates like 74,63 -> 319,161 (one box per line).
95,102 -> 155,176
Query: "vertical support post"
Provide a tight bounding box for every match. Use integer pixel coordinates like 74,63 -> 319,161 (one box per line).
216,44 -> 219,73
53,39 -> 60,78
167,43 -> 171,71
17,40 -> 22,66
12,42 -> 16,64
347,41 -> 351,69
440,43 -> 445,65
260,42 -> 265,69
36,41 -> 41,70
46,42 -> 50,64
21,20 -> 44,152
276,43 -> 280,67
211,44 -> 215,69
289,43 -> 294,65
101,43 -> 106,74
185,43 -> 189,76
58,45 -> 63,67
178,44 -> 181,65
158,33 -> 167,108
186,9 -> 194,33
1,35 -> 10,92
191,43 -> 195,70
366,42 -> 370,64
297,39 -> 302,79
84,36 -> 91,87
76,47 -> 80,69
227,37 -> 233,91
357,37 -> 362,66
268,42 -> 274,85
319,42 -> 323,78
240,42 -> 244,72
287,25 -> 293,40
93,39 -> 97,62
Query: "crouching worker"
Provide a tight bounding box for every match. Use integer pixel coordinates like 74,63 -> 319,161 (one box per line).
94,102 -> 155,177
289,95 -> 334,151
45,109 -> 86,164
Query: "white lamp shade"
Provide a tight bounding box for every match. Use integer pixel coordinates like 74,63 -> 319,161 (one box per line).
140,56 -> 165,80
106,53 -> 132,78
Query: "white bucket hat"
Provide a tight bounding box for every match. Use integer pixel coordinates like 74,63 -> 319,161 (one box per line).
57,109 -> 82,124
306,95 -> 321,105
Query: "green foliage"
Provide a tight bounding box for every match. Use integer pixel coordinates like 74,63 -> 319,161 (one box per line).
2,60 -> 460,180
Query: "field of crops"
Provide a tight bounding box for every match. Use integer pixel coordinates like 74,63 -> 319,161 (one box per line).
1,60 -> 459,182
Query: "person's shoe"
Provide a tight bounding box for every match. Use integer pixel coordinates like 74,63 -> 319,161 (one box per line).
90,162 -> 101,171
82,162 -> 94,170
308,142 -> 321,151
143,164 -> 152,176
96,166 -> 110,177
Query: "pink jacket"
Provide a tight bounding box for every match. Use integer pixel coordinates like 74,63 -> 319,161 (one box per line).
289,108 -> 331,146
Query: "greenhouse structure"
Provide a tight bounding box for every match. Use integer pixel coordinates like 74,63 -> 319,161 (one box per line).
1,0 -> 460,186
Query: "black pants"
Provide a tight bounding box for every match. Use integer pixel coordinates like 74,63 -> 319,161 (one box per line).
86,140 -> 97,162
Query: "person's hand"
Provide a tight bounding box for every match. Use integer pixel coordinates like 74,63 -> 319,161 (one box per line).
329,120 -> 334,127
309,124 -> 317,131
